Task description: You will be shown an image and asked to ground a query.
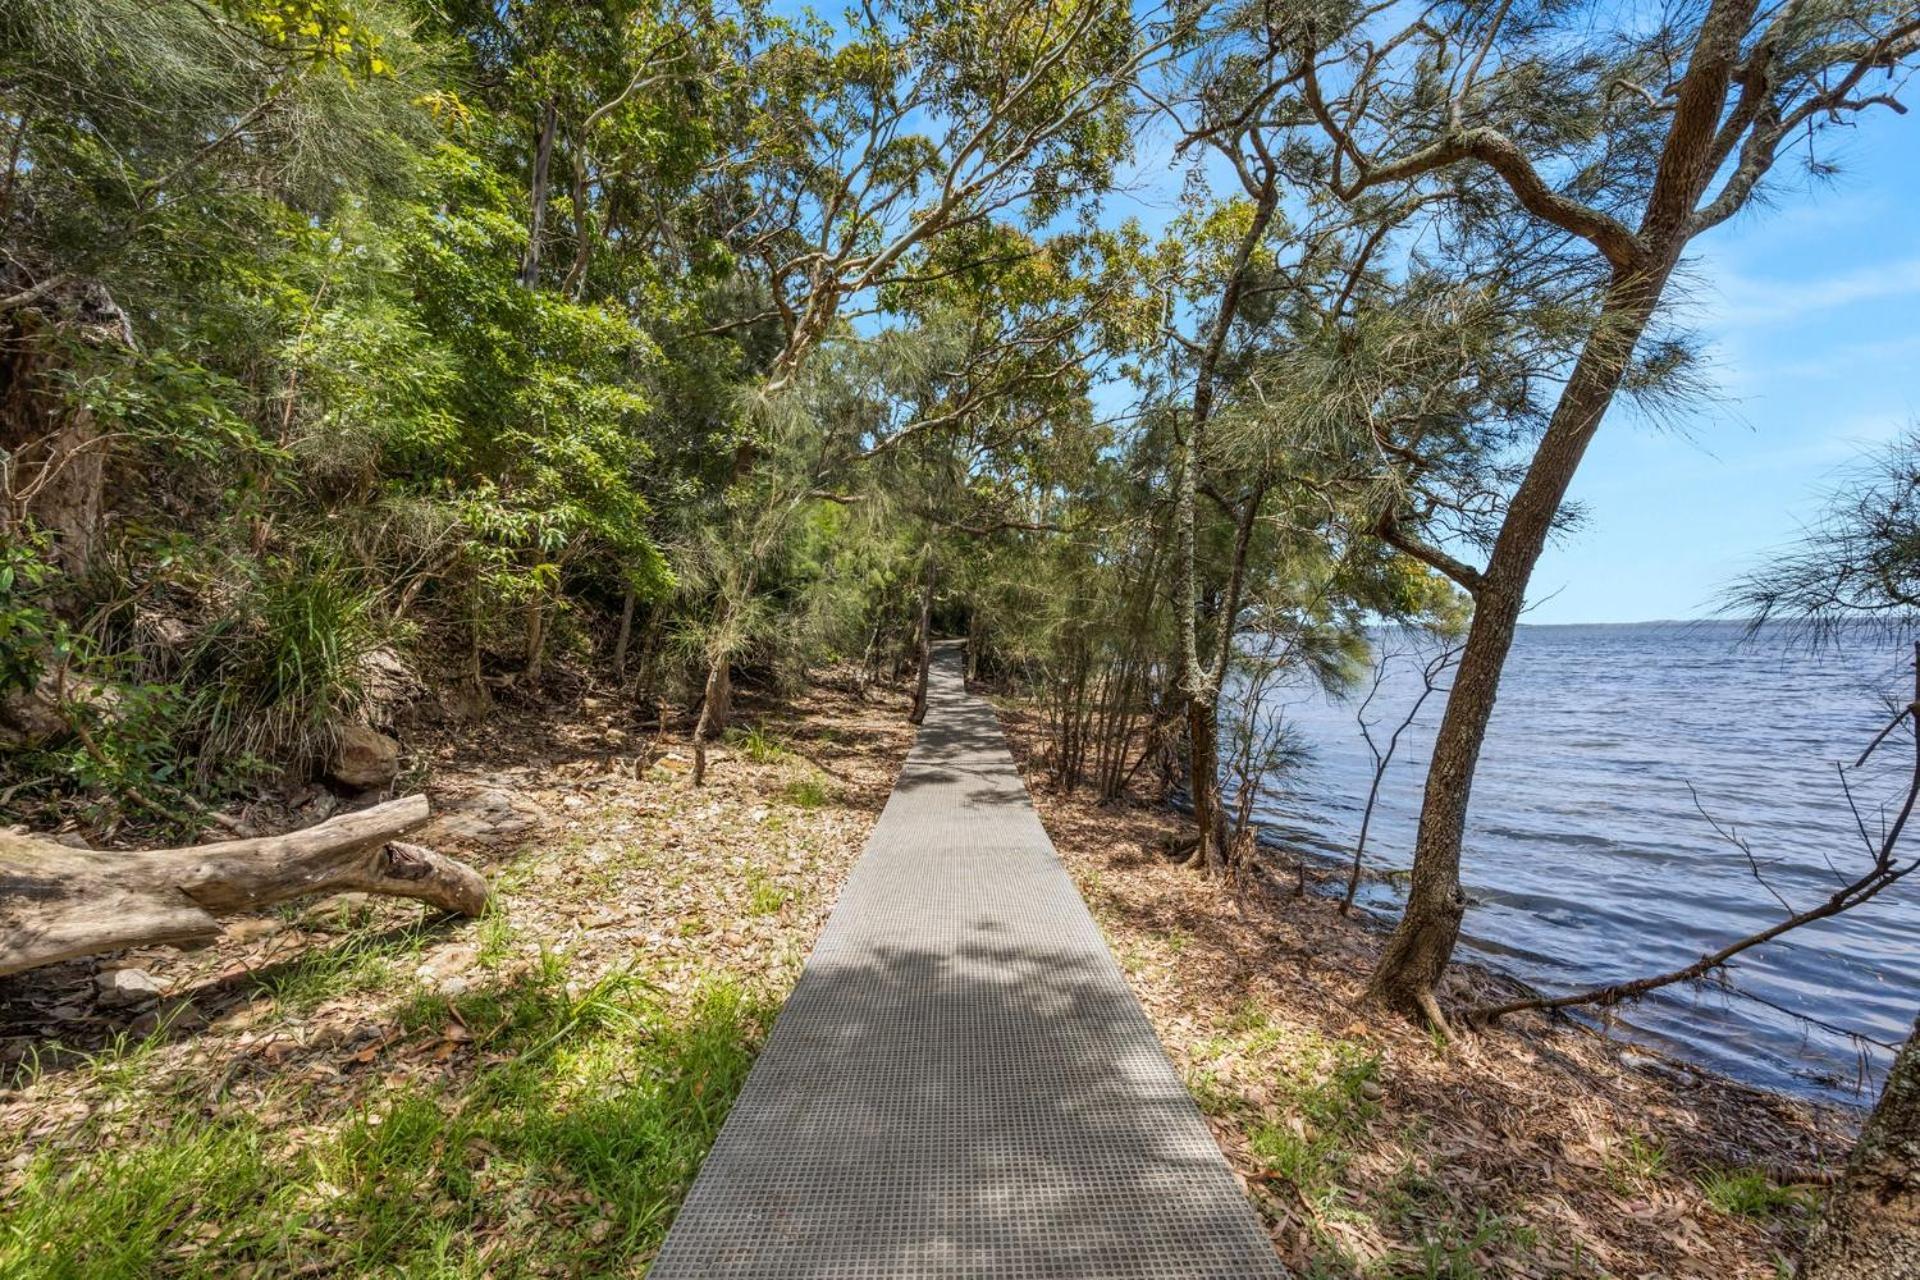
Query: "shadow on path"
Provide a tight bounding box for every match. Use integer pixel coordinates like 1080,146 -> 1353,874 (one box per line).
648,644 -> 1286,1279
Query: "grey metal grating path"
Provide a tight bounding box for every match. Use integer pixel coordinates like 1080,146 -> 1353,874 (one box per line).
649,643 -> 1287,1278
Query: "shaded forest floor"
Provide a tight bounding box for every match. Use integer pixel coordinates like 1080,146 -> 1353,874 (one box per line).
0,675 -> 915,1278
993,698 -> 1858,1280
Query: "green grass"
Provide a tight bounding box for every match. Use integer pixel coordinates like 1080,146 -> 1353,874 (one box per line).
1698,1168 -> 1810,1218
1606,1133 -> 1668,1191
251,917 -> 437,1010
0,968 -> 773,1278
1401,1211 -> 1541,1279
778,776 -> 833,809
744,868 -> 792,916
727,724 -> 789,764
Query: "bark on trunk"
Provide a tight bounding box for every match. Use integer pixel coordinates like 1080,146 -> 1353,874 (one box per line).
612,587 -> 637,679
690,652 -> 731,787
0,796 -> 485,977
1800,1014 -> 1920,1279
2,299 -> 121,576
524,593 -> 547,687
1367,263 -> 1670,1014
1183,693 -> 1227,871
908,556 -> 936,725
519,101 -> 557,289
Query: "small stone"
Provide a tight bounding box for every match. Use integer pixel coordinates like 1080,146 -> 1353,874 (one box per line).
435,975 -> 469,999
95,968 -> 161,1008
328,723 -> 400,790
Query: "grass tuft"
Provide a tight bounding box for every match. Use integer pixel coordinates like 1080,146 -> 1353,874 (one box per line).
1698,1168 -> 1810,1219
778,776 -> 833,809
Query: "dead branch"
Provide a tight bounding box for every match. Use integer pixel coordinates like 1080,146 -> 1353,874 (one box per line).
1466,642 -> 1920,1026
0,795 -> 487,977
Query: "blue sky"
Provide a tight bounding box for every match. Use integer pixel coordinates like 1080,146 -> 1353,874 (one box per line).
1533,110 -> 1920,623
1102,107 -> 1920,625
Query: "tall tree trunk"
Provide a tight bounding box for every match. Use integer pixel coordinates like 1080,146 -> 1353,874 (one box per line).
1367,261 -> 1670,1016
1183,691 -> 1227,870
1173,171 -> 1279,873
523,589 -> 548,687
909,554 -> 936,725
519,100 -> 557,289
612,587 -> 637,680
1800,1014 -> 1920,1279
690,653 -> 730,788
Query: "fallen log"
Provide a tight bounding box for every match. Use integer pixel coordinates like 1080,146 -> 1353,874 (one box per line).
0,795 -> 487,978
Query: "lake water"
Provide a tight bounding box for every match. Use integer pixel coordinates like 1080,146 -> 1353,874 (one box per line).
1249,621 -> 1918,1104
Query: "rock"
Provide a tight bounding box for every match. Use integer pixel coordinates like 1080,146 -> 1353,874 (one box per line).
94,968 -> 161,1008
329,723 -> 400,790
0,672 -> 70,750
359,646 -> 421,715
436,974 -> 469,999
1359,1079 -> 1384,1102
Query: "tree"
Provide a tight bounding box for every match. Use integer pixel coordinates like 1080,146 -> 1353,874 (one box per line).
1292,0 -> 1920,1018
1723,430 -> 1920,1276
1801,1013 -> 1920,1278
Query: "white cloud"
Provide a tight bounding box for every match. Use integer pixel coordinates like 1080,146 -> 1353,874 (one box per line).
1699,256 -> 1920,329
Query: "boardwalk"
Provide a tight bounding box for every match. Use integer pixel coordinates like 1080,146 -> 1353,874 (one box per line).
649,644 -> 1286,1279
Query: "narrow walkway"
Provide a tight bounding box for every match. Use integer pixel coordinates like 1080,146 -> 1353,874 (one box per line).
649,644 -> 1286,1278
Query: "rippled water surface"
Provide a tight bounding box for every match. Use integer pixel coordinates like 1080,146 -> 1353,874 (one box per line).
1253,622 -> 1917,1102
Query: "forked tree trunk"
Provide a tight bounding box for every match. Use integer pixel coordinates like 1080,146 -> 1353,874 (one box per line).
1800,1014 -> 1920,1278
1368,263 -> 1668,1017
0,796 -> 486,977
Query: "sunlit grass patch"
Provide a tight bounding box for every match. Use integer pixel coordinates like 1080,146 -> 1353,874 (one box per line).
744,868 -> 792,917
727,724 -> 790,764
1697,1167 -> 1811,1219
778,776 -> 832,809
0,968 -> 773,1279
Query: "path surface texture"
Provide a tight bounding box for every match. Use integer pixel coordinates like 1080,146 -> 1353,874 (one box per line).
649,643 -> 1287,1279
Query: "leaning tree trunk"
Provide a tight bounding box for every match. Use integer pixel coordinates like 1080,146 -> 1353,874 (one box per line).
1800,1014 -> 1920,1278
1367,263 -> 1668,1020
0,796 -> 486,977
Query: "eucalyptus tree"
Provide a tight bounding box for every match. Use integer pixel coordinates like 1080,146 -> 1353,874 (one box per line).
1289,0 -> 1920,1019
708,0 -> 1172,395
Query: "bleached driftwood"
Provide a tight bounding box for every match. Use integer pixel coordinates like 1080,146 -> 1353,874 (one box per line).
0,795 -> 486,978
